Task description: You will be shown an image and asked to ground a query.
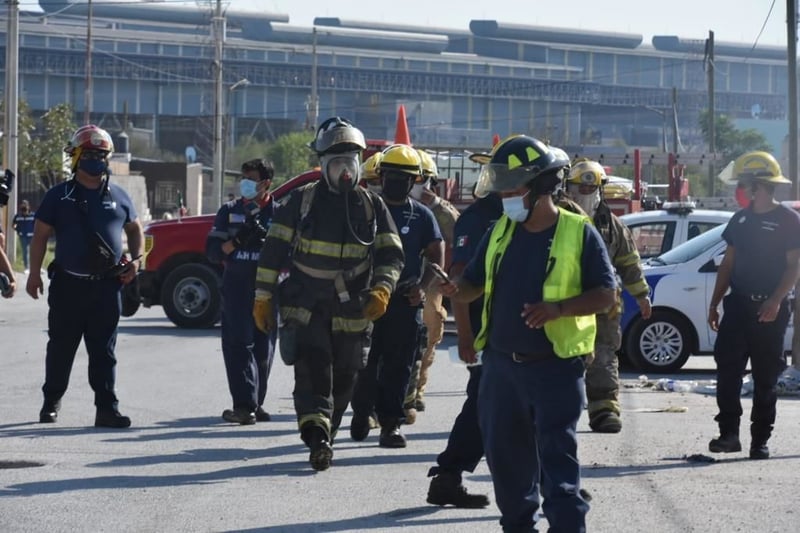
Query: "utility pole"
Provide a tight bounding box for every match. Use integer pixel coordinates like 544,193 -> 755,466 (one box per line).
306,27 -> 319,131
789,0 -> 798,199
83,0 -> 92,124
3,0 -> 19,263
211,0 -> 224,208
671,86 -> 680,154
706,30 -> 716,196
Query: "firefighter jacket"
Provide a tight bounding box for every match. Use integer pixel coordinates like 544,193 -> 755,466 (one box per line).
593,203 -> 650,300
428,197 -> 460,247
256,181 -> 404,334
474,209 -> 597,358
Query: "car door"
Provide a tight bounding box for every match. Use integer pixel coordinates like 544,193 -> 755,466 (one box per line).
701,242 -> 728,352
626,219 -> 678,259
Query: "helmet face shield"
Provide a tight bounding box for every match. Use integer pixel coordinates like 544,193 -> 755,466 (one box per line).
474,163 -> 541,198
320,152 -> 361,193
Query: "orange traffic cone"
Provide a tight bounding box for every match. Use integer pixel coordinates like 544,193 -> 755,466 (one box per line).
394,105 -> 412,146
492,133 -> 501,147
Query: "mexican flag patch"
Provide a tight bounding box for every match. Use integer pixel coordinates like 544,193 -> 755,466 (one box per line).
456,235 -> 468,248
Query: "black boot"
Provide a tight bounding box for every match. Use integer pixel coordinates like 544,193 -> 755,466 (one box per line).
427,471 -> 489,508
302,425 -> 333,471
709,433 -> 741,453
350,413 -> 371,442
39,400 -> 60,423
750,424 -> 772,460
95,408 -> 131,429
379,419 -> 407,448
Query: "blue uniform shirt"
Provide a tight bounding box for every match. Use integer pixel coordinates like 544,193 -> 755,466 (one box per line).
13,212 -> 35,238
463,214 -> 616,355
36,180 -> 137,274
207,197 -> 275,271
387,198 -> 442,284
723,204 -> 800,297
452,194 -> 503,338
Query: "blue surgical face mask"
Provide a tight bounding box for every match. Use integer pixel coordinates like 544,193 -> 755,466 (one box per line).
239,178 -> 258,199
502,191 -> 531,223
78,159 -> 107,177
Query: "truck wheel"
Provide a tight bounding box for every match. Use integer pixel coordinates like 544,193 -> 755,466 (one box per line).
120,277 -> 141,318
623,310 -> 693,373
161,263 -> 221,328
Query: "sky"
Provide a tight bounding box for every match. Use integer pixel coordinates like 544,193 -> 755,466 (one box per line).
222,0 -> 791,48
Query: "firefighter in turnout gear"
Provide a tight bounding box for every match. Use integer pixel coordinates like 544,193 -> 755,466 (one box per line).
565,159 -> 651,433
253,117 -> 404,471
404,149 -> 460,422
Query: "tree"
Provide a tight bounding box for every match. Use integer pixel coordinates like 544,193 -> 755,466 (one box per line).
227,131 -> 315,187
26,103 -> 77,192
698,110 -> 772,165
0,99 -> 37,182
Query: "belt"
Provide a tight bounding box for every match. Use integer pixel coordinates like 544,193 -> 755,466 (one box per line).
292,259 -> 371,303
511,351 -> 557,363
731,292 -> 770,302
63,269 -> 107,281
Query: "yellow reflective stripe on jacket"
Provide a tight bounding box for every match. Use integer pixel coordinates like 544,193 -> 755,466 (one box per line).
375,232 -> 403,250
474,209 -> 596,359
298,413 -> 330,433
332,316 -> 372,333
268,223 -> 295,243
614,250 -> 641,267
296,237 -> 370,259
256,267 -> 279,285
373,265 -> 401,282
624,279 -> 650,299
279,306 -> 313,326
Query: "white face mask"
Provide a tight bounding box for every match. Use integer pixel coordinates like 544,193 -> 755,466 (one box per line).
502,191 -> 530,223
410,183 -> 426,200
321,153 -> 360,193
576,190 -> 601,216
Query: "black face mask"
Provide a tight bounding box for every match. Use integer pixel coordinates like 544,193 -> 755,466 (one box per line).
382,177 -> 412,202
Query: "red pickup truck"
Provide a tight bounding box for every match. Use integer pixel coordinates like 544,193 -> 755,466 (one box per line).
124,170 -> 321,328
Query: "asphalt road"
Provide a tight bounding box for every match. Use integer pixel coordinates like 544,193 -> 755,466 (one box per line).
1,286 -> 799,532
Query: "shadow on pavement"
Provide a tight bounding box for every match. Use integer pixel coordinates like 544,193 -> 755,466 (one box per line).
117,324 -> 219,337
235,506 -> 497,532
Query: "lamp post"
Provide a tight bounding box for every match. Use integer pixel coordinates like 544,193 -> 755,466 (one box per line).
221,78 -> 250,199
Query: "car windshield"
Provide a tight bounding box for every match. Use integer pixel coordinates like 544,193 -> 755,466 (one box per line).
650,223 -> 725,265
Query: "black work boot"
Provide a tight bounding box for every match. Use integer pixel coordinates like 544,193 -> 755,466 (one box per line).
427,471 -> 490,508
303,426 -> 333,472
95,408 -> 131,429
379,420 -> 407,448
750,424 -> 772,460
709,434 -> 742,453
749,442 -> 770,460
589,409 -> 622,434
222,408 -> 256,425
350,413 -> 371,442
39,400 -> 60,424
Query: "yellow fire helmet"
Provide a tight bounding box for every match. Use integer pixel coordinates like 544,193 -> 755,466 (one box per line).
416,149 -> 438,183
733,151 -> 790,184
379,144 -> 422,177
567,160 -> 608,186
361,152 -> 383,182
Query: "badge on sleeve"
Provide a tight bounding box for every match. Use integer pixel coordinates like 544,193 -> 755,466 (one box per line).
456,235 -> 468,248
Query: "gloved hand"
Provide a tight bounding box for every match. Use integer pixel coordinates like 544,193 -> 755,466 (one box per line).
363,285 -> 391,321
253,291 -> 275,333
233,223 -> 256,248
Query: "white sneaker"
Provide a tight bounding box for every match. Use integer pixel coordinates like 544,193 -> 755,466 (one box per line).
777,366 -> 800,394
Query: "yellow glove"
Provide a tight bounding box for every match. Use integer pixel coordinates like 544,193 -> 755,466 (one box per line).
253,291 -> 275,333
363,285 -> 391,321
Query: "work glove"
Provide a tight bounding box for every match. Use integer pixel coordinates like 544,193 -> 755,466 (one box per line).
363,285 -> 391,321
253,290 -> 275,333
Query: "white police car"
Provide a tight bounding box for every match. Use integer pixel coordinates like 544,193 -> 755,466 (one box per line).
620,223 -> 794,372
620,202 -> 733,259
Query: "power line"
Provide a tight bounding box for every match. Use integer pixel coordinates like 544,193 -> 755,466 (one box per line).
743,0 -> 777,62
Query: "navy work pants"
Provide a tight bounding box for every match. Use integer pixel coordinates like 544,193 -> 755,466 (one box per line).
430,365 -> 484,477
479,348 -> 589,533
221,271 -> 276,412
352,300 -> 420,425
293,302 -> 370,441
42,273 -> 123,410
714,294 -> 790,441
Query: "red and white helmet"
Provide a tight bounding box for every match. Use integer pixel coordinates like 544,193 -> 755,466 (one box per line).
64,125 -> 114,170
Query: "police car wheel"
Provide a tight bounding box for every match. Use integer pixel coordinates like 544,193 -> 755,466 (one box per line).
623,310 -> 694,373
161,263 -> 221,329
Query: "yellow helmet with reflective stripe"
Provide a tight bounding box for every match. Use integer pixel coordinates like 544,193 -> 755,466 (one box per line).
361,152 -> 383,182
567,160 -> 608,186
416,149 -> 438,183
379,144 -> 422,177
733,151 -> 790,184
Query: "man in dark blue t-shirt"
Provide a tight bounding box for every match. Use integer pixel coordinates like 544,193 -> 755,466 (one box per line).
708,151 -> 800,460
426,192 -> 502,508
350,144 -> 443,448
12,200 -> 35,272
26,125 -> 143,429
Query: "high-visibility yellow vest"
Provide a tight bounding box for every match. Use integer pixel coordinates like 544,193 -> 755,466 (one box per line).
474,208 -> 596,358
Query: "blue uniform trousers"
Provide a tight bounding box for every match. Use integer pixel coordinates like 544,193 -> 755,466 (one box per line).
43,273 -> 122,410
479,348 -> 589,533
430,365 -> 484,477
221,269 -> 276,411
352,300 -> 421,425
714,294 -> 790,440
